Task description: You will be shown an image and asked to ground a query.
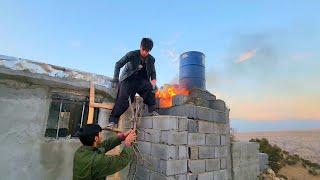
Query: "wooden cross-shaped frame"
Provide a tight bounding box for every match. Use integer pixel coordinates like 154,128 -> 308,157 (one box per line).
87,82 -> 121,133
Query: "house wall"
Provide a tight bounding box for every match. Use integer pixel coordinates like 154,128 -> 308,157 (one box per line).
0,79 -> 82,180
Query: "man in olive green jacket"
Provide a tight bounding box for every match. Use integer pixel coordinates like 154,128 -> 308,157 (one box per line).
73,124 -> 136,180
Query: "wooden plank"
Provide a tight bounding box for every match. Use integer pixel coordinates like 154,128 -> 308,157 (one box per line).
90,102 -> 114,110
87,82 -> 95,124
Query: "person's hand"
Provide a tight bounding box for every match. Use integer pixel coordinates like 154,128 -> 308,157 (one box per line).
151,79 -> 157,87
124,129 -> 137,147
124,129 -> 133,138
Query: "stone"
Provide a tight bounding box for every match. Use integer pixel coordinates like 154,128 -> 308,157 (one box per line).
188,133 -> 205,146
198,172 -> 214,180
205,134 -> 220,146
206,159 -> 220,171
188,146 -> 199,160
144,129 -> 161,143
199,146 -> 215,159
188,160 -> 205,174
161,131 -> 188,145
151,143 -> 177,160
160,160 -> 188,176
152,116 -> 178,130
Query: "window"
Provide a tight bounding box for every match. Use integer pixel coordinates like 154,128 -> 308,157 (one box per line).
45,93 -> 99,138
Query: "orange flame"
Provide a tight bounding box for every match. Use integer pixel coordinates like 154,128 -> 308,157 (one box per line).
156,84 -> 189,108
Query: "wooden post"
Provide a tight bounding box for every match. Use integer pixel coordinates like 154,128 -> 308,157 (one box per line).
87,82 -> 95,124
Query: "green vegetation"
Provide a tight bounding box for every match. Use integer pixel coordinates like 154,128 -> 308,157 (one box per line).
250,138 -> 320,176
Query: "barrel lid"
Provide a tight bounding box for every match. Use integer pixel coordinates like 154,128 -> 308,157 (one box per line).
180,51 -> 205,59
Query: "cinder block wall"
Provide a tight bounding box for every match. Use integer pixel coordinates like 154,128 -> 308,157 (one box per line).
134,104 -> 232,180
231,142 -> 260,180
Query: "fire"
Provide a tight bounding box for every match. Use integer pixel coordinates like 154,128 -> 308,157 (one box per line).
156,84 -> 189,108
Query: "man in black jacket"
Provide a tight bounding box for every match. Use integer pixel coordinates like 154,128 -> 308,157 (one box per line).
108,38 -> 158,127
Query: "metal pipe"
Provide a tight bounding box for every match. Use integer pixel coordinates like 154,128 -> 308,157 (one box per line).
80,102 -> 85,128
56,100 -> 63,139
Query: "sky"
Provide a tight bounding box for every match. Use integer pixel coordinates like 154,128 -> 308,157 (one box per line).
1,1 -> 319,132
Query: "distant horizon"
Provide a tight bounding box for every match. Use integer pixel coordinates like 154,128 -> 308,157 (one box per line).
231,119 -> 320,133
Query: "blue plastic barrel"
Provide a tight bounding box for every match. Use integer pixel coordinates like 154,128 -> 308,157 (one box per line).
179,51 -> 206,90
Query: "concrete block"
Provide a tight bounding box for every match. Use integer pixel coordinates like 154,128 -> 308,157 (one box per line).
135,165 -> 150,180
187,97 -> 210,108
175,174 -> 187,180
220,135 -> 227,146
136,141 -> 151,155
215,123 -> 228,134
215,146 -> 228,158
173,94 -> 188,106
188,133 -> 205,146
187,173 -> 198,180
179,146 -> 188,159
161,131 -> 188,145
188,119 -> 198,133
137,131 -> 145,141
198,121 -> 215,133
198,172 -> 214,180
205,134 -> 220,146
188,160 -> 206,174
259,153 -> 269,171
196,107 -> 214,121
213,169 -> 228,180
206,159 -> 220,171
160,160 -> 188,176
149,171 -> 175,180
220,158 -> 227,169
168,105 -> 196,119
178,117 -> 188,131
152,116 -> 178,130
144,129 -> 161,143
199,146 -> 215,159
143,155 -> 161,170
209,99 -> 226,112
188,146 -> 199,160
189,88 -> 216,101
151,143 -> 177,160
139,117 -> 153,129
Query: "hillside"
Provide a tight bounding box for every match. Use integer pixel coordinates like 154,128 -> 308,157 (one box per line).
235,129 -> 320,164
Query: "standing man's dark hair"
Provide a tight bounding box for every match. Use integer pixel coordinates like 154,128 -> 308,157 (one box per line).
108,37 -> 158,127
141,38 -> 153,51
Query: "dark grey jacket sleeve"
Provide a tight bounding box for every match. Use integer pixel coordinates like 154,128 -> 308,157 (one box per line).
113,52 -> 132,80
150,57 -> 156,80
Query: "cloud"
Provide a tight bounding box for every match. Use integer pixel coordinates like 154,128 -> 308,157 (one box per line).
164,48 -> 179,68
237,48 -> 257,63
69,40 -> 81,48
159,32 -> 181,46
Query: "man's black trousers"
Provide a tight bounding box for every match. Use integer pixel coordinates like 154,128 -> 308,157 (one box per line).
109,78 -> 156,124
